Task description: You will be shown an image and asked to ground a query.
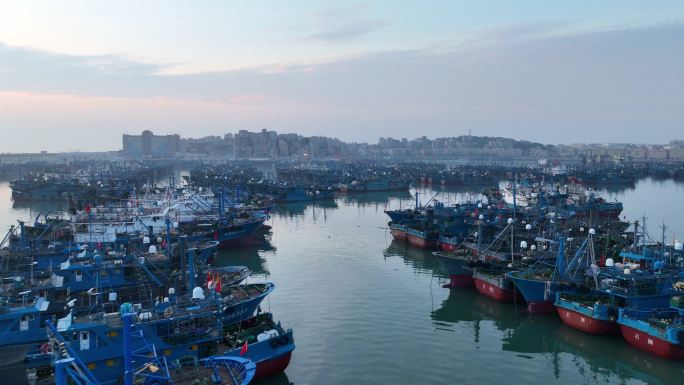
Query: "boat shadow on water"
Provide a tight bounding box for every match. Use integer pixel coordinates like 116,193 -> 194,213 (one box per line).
340,190 -> 413,206
255,372 -> 294,385
553,324 -> 684,385
431,290 -> 525,335
271,200 -> 339,219
383,240 -> 445,276
435,290 -> 684,385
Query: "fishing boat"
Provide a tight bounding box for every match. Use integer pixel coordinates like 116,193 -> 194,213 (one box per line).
434,250 -> 475,288
473,265 -> 517,302
0,296 -> 51,367
406,224 -> 439,250
555,221 -> 682,334
508,236 -> 593,313
555,256 -> 676,335
470,221 -> 531,303
38,280 -> 274,384
388,222 -> 408,242
222,313 -> 295,379
617,302 -> 684,359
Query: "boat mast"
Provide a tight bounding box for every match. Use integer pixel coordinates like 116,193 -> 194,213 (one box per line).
511,221 -> 514,266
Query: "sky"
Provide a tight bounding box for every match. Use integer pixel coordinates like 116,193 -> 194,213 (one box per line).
0,1 -> 683,152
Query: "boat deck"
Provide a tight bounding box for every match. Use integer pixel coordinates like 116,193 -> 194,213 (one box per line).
169,362 -> 242,385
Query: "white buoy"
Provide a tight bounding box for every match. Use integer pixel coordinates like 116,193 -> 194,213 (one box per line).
531,245 -> 537,251
479,214 -> 484,220
508,218 -> 514,224
675,242 -> 683,251
192,287 -> 205,300
148,245 -> 157,253
624,269 -> 631,275
168,288 -> 175,295
520,241 -> 528,249
525,224 -> 532,230
589,228 -> 596,235
143,236 -> 150,244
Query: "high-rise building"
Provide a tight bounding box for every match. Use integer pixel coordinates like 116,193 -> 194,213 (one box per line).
122,130 -> 180,156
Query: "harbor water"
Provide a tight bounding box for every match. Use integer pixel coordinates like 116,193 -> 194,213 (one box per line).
1,178 -> 684,385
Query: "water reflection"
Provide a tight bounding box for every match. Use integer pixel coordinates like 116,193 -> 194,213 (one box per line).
432,288 -> 684,385
554,325 -> 684,385
431,290 -> 524,334
339,190 -> 412,206
214,241 -> 275,276
271,200 -> 338,219
383,240 -> 443,274
257,372 -> 294,385
11,199 -> 66,213
503,315 -> 560,354
596,183 -> 637,194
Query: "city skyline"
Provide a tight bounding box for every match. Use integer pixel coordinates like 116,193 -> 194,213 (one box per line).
1,1 -> 683,152
114,129 -> 684,162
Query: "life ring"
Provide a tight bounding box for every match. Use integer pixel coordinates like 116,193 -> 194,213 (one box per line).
40,343 -> 51,354
163,306 -> 174,318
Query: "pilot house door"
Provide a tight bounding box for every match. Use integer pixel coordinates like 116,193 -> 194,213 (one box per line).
80,331 -> 90,350
20,315 -> 30,331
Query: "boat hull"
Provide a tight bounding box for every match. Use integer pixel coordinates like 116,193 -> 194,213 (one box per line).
254,351 -> 293,379
446,275 -> 474,288
435,254 -> 473,288
619,325 -> 684,359
508,274 -> 555,313
225,327 -> 295,380
526,300 -> 556,314
390,227 -> 408,242
473,275 -> 514,302
438,238 -> 458,252
556,306 -> 619,335
406,233 -> 437,250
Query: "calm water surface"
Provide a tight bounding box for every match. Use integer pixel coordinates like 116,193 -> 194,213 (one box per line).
2,178 -> 684,385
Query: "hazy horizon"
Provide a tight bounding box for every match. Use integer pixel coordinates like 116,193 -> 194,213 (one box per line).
1,1 -> 683,153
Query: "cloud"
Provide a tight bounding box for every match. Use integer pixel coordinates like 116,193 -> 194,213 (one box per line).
307,4 -> 387,44
309,19 -> 388,44
0,22 -> 683,145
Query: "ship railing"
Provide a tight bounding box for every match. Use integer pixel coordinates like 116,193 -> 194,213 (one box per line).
622,308 -> 679,320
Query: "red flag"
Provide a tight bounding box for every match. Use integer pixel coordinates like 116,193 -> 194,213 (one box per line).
216,276 -> 221,293
214,231 -> 219,240
206,271 -> 212,286
239,341 -> 248,356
